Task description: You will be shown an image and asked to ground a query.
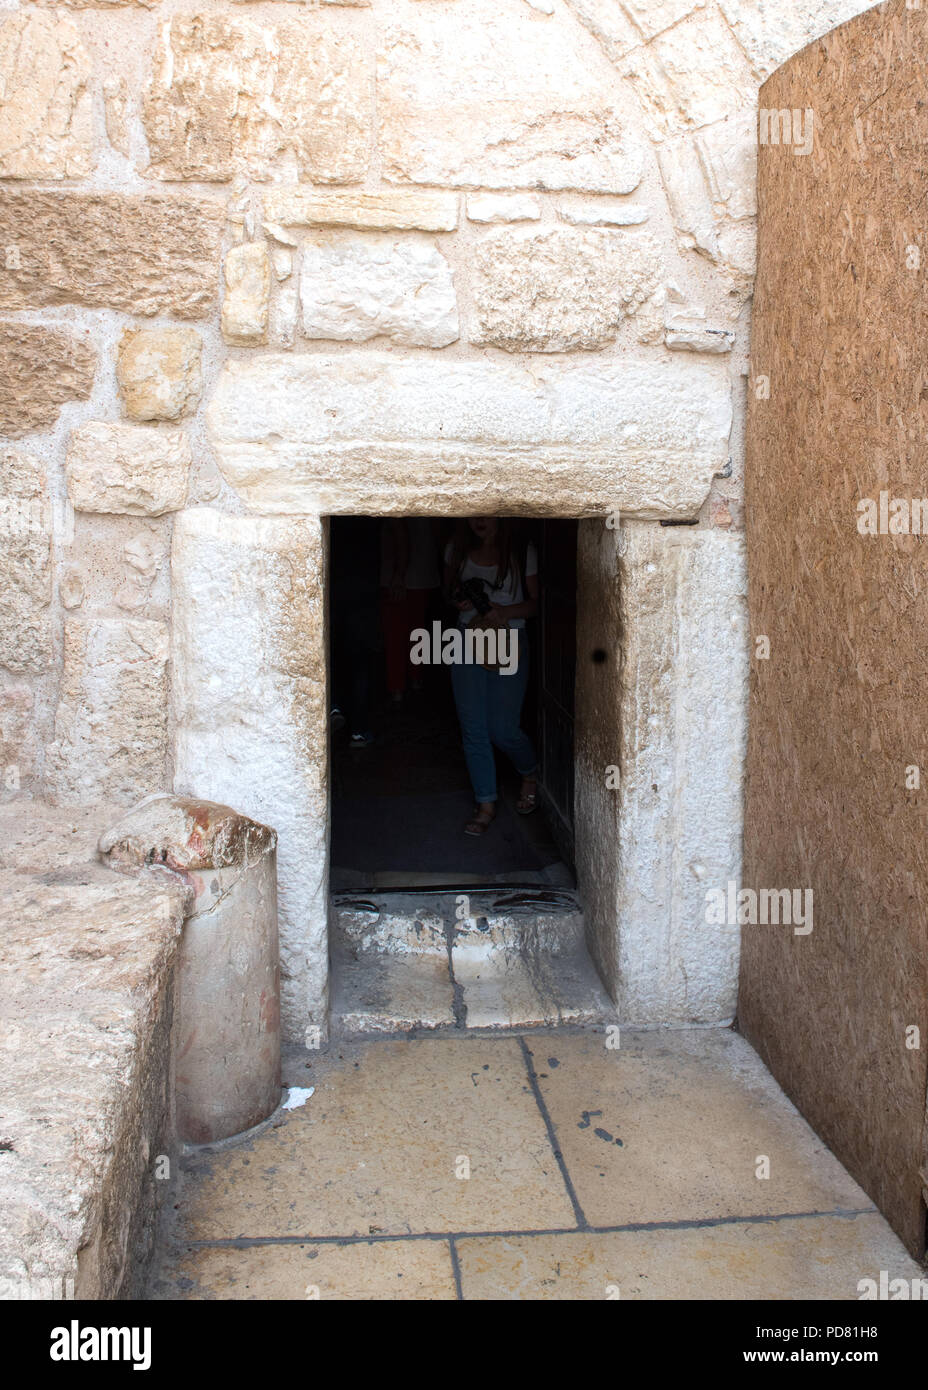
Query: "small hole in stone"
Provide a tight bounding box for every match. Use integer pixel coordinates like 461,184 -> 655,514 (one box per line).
591,648 -> 608,664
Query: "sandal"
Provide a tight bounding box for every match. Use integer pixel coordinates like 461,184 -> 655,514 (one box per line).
516,778 -> 538,816
464,806 -> 496,836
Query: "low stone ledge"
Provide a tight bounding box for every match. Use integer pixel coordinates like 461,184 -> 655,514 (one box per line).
0,801 -> 186,1300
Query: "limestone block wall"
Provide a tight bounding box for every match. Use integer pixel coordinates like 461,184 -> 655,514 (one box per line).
0,0 -> 877,1032
575,520 -> 748,1025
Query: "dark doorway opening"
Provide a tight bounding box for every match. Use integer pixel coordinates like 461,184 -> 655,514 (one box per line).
328,516 -> 577,891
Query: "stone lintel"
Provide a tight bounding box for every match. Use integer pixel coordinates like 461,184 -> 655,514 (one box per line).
206,353 -> 732,519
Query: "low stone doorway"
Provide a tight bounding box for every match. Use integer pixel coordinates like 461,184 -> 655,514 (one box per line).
325,513 -> 607,1034
328,514 -> 577,893
172,512 -> 746,1046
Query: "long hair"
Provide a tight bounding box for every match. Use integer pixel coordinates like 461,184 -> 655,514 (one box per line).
448,518 -> 527,591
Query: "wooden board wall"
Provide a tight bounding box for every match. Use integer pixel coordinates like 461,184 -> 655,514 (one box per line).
741,0 -> 928,1257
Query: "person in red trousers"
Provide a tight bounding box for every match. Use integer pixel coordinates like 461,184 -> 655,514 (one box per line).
380,519 -> 440,702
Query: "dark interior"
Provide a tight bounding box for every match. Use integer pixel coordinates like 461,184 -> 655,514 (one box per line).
328,516 -> 578,891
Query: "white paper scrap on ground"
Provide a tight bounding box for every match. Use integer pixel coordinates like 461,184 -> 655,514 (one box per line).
282,1086 -> 315,1111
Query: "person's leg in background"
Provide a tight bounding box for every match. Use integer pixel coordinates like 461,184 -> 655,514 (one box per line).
486,632 -> 538,805
451,655 -> 497,832
381,588 -> 431,700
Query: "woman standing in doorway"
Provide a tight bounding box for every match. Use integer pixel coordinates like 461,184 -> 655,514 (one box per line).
443,517 -> 539,837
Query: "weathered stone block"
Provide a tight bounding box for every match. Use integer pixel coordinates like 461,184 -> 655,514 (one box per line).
300,236 -> 459,347
66,423 -> 191,516
377,3 -> 644,191
46,619 -> 169,805
471,227 -> 661,352
205,351 -> 732,518
143,15 -> 371,182
0,451 -> 52,675
221,243 -> 270,346
0,323 -> 96,437
99,794 -> 281,1146
466,193 -> 541,224
270,246 -> 294,282
635,289 -> 667,346
264,188 -> 459,232
616,523 -> 747,1021
558,201 -> 649,226
640,8 -> 755,133
656,137 -> 719,258
665,321 -> 734,353
172,509 -> 328,1039
271,276 -> 300,350
563,0 -> 641,64
116,328 -> 203,422
0,12 -> 93,179
696,112 -> 757,221
0,193 -> 223,319
576,521 -> 747,1022
717,221 -> 755,288
102,77 -> 130,156
0,678 -> 36,794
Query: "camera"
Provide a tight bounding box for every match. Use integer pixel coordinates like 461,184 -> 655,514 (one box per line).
451,576 -> 493,617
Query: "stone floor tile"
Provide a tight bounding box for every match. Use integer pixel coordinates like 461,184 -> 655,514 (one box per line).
180,1037 -> 575,1240
153,1237 -> 457,1301
455,1213 -> 924,1300
528,1029 -> 872,1226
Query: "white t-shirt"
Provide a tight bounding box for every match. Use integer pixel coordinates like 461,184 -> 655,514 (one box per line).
444,540 -> 538,629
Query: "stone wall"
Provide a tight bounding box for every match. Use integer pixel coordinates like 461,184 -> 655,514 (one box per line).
0,0 -> 877,1034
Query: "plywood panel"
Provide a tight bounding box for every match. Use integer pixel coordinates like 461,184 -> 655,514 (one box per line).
741,0 -> 928,1256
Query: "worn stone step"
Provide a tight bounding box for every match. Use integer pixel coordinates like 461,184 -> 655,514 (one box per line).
331,890 -> 615,1035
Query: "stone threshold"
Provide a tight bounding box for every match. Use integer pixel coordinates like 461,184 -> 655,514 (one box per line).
330,888 -> 615,1035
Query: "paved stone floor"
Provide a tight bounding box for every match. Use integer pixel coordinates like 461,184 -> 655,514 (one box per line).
150,1027 -> 924,1301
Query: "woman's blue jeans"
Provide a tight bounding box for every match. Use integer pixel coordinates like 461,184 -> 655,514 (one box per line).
450,629 -> 537,804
